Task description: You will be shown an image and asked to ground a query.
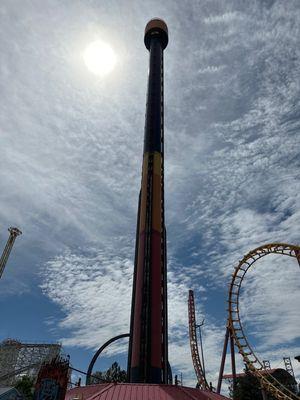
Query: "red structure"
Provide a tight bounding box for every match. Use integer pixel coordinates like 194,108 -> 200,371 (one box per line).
65,384 -> 229,400
34,357 -> 69,400
128,18 -> 168,384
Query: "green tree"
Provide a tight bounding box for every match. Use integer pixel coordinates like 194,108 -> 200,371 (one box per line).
104,362 -> 127,383
90,362 -> 127,384
15,376 -> 35,400
89,370 -> 104,384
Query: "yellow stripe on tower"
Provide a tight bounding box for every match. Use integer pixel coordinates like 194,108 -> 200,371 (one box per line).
152,152 -> 162,175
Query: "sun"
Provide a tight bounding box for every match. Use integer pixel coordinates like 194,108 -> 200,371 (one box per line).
83,40 -> 117,76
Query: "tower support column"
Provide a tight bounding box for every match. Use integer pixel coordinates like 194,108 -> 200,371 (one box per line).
128,19 -> 168,384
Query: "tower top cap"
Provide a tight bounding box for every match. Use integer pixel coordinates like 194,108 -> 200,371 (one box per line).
144,18 -> 168,50
8,227 -> 22,236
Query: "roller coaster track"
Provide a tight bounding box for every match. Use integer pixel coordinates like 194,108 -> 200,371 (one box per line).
228,243 -> 300,400
188,289 -> 210,390
0,363 -> 41,382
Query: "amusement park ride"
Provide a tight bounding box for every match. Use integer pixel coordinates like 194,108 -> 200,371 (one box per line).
68,19 -> 300,400
1,17 -> 300,400
67,17 -> 230,399
189,244 -> 300,400
0,227 -> 22,279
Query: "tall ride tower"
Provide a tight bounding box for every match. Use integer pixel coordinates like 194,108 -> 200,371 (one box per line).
128,19 -> 168,384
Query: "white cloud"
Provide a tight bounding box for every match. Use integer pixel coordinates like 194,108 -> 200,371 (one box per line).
198,66 -> 225,74
41,246 -> 210,385
1,0 -> 300,392
41,243 -> 133,349
204,12 -> 244,25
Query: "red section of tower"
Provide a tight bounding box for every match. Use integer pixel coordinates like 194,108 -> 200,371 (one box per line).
128,19 -> 168,384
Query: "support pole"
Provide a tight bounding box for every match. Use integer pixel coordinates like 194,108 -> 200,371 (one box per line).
230,330 -> 237,395
129,19 -> 169,384
296,249 -> 300,267
197,320 -> 206,381
216,326 -> 230,394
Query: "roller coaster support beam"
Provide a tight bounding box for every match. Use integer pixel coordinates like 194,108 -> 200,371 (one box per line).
216,325 -> 236,395
230,330 -> 237,393
216,326 -> 229,394
296,249 -> 300,267
196,320 -> 206,380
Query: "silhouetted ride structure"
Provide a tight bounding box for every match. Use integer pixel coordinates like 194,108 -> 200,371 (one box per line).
188,290 -> 210,390
66,17 -> 230,400
0,340 -> 61,385
0,227 -> 22,279
189,243 -> 300,400
128,17 -> 169,385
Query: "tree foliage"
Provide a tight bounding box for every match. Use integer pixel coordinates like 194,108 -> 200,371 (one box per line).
15,376 -> 35,400
90,362 -> 127,384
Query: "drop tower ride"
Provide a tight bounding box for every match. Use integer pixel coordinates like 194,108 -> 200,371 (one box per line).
128,19 -> 168,384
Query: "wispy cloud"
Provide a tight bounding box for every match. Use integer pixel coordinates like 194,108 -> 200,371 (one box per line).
198,65 -> 225,74
204,11 -> 245,25
41,245 -> 210,385
1,0 -> 300,392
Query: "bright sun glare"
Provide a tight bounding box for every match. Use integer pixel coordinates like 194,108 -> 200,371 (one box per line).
83,40 -> 117,76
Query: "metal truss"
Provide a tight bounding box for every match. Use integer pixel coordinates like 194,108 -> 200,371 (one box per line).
263,360 -> 271,369
283,357 -> 295,379
228,243 -> 300,400
0,340 -> 61,385
188,290 -> 209,390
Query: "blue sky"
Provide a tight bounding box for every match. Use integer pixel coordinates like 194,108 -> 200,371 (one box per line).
0,0 -> 300,394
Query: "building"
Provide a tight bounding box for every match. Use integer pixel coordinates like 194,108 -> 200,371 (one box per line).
0,339 -> 61,385
0,387 -> 23,400
66,384 -> 229,400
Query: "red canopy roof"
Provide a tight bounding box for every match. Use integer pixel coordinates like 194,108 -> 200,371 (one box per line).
66,384 -> 230,400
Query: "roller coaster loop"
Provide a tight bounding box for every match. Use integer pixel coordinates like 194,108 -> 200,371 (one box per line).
220,243 -> 300,400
